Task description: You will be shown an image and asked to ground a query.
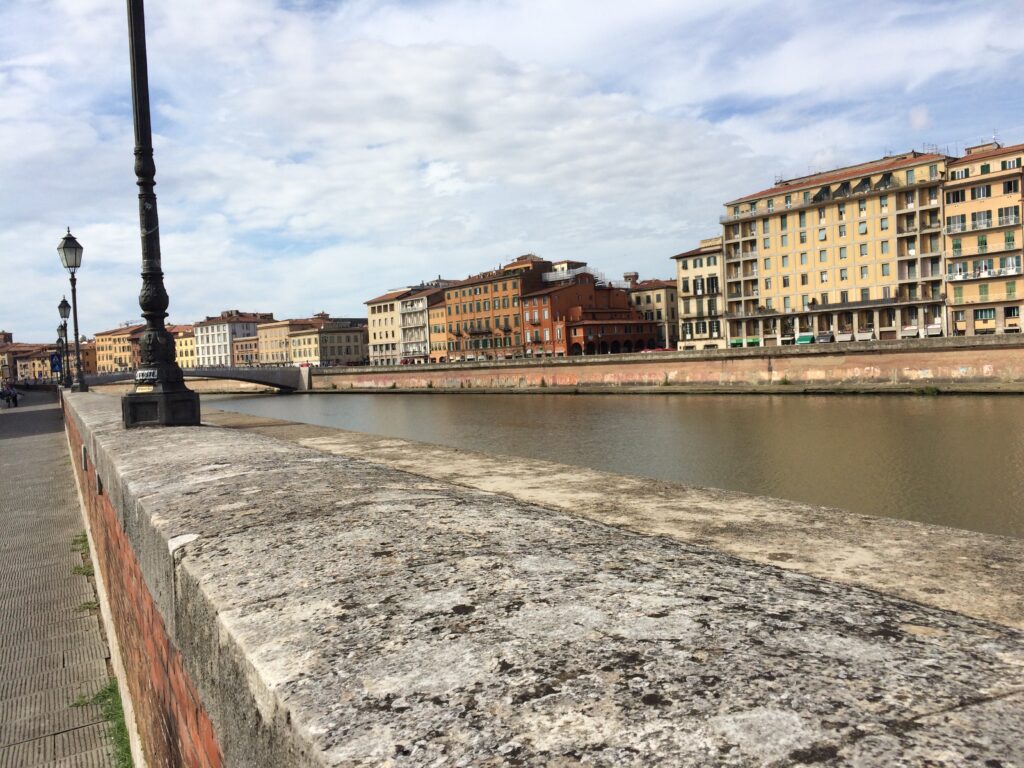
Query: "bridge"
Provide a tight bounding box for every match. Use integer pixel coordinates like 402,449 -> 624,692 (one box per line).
85,366 -> 306,392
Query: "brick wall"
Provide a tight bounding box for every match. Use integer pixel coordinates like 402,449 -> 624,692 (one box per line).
314,337 -> 1024,391
65,414 -> 222,768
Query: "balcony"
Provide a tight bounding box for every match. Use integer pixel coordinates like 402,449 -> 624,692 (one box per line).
896,224 -> 917,235
999,214 -> 1021,227
949,291 -> 1019,306
945,266 -> 1023,282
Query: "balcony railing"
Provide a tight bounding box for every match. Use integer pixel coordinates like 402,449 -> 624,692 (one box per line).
949,291 -> 1019,306
945,245 -> 1020,259
945,266 -> 1023,282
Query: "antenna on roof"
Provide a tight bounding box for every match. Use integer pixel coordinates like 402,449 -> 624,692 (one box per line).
774,173 -> 784,185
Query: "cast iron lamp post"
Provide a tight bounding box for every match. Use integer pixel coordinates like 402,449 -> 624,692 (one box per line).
58,297 -> 72,388
120,0 -> 199,427
57,231 -> 89,392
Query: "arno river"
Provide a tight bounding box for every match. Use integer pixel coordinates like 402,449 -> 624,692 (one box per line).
212,393 -> 1024,539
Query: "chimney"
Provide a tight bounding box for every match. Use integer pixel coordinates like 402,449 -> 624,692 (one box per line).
624,272 -> 639,287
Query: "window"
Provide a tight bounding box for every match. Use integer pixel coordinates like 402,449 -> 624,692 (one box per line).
859,244 -> 868,257
1006,231 -> 1017,250
946,189 -> 965,204
998,205 -> 1021,225
881,241 -> 890,255
782,276 -> 791,288
783,296 -> 791,309
818,249 -> 827,262
858,221 -> 868,235
880,195 -> 888,211
974,308 -> 995,321
763,258 -> 771,270
980,163 -> 991,175
906,169 -> 915,184
782,255 -> 790,267
767,199 -> 775,213
858,199 -> 867,216
763,237 -> 770,249
946,214 -> 966,232
971,210 -> 992,230
764,278 -> 772,290
800,273 -> 809,286
950,168 -> 970,180
838,224 -> 847,237
762,219 -> 770,234
838,203 -> 846,220
840,290 -> 849,303
1007,281 -> 1017,300
839,246 -> 848,260
978,235 -> 988,254
971,184 -> 992,200
784,195 -> 792,208
1000,158 -> 1022,170
818,228 -> 827,241
818,208 -> 826,222
800,252 -> 808,265
780,215 -> 788,231
840,268 -> 848,281
798,212 -> 807,228
781,234 -> 789,247
880,217 -> 889,231
820,271 -> 829,283
1004,179 -> 1020,195
799,231 -> 808,244
861,288 -> 870,301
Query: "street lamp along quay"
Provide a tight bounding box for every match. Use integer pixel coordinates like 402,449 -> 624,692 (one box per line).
120,0 -> 199,427
57,230 -> 88,392
58,297 -> 72,388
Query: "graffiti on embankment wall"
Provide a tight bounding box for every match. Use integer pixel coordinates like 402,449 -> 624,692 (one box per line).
313,339 -> 1024,391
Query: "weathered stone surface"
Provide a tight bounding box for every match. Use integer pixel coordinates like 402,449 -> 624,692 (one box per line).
205,408 -> 1024,631
68,393 -> 1024,767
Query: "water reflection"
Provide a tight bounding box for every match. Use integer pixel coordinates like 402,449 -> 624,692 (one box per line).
211,393 -> 1024,539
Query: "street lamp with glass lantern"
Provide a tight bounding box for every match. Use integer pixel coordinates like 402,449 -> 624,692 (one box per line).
57,230 -> 88,392
57,297 -> 72,388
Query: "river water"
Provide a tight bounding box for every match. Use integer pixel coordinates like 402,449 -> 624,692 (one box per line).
210,392 -> 1024,539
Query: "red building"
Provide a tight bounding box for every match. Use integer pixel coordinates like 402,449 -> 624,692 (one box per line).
521,271 -> 659,356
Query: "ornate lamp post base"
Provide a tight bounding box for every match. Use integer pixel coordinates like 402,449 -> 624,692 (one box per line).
122,387 -> 200,427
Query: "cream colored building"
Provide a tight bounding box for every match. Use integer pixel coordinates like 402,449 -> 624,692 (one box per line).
723,151 -> 949,346
258,319 -> 315,366
943,142 -> 1023,335
194,310 -> 274,367
288,319 -> 368,367
626,276 -> 678,348
673,237 -> 725,350
366,290 -> 409,366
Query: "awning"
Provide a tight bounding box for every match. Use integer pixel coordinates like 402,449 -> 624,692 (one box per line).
729,339 -> 743,347
796,334 -> 815,344
926,325 -> 943,337
900,327 -> 921,338
746,338 -> 761,346
854,331 -> 874,341
836,333 -> 854,342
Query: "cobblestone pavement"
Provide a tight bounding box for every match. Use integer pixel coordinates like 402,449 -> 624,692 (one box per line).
0,390 -> 116,767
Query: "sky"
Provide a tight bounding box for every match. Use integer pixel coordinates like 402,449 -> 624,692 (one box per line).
2,0 -> 1023,342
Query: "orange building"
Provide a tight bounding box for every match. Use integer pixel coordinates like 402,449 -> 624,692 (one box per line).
444,255 -> 552,361
520,272 -> 658,356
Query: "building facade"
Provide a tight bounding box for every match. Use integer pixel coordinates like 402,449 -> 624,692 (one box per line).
232,335 -> 259,366
673,237 -> 726,350
627,276 -> 679,348
723,151 -> 949,346
94,324 -> 145,373
288,317 -> 368,367
257,319 -> 316,366
428,305 -> 448,363
366,290 -> 409,366
444,255 -> 551,362
943,142 -> 1024,336
399,285 -> 449,364
195,311 -> 274,367
166,325 -> 196,369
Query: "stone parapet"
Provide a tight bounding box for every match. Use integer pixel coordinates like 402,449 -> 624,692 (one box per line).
64,394 -> 1024,766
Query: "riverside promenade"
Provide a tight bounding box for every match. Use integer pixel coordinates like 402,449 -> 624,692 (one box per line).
0,391 -> 116,767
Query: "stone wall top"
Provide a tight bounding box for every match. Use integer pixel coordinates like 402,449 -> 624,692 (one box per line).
65,393 -> 1024,767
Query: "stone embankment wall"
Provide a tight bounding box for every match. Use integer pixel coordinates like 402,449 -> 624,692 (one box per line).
314,335 -> 1024,391
62,394 -> 1024,766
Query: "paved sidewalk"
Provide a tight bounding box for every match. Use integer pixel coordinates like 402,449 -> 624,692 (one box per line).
0,390 -> 116,767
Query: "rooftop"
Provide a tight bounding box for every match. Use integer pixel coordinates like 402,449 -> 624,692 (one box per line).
727,151 -> 949,205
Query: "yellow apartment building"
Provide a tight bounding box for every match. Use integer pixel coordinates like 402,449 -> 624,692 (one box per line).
626,277 -> 679,348
94,324 -> 145,373
167,325 -> 196,369
288,318 -> 368,367
672,237 -> 725,350
722,151 -> 949,345
428,304 -> 447,363
943,142 -> 1024,335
